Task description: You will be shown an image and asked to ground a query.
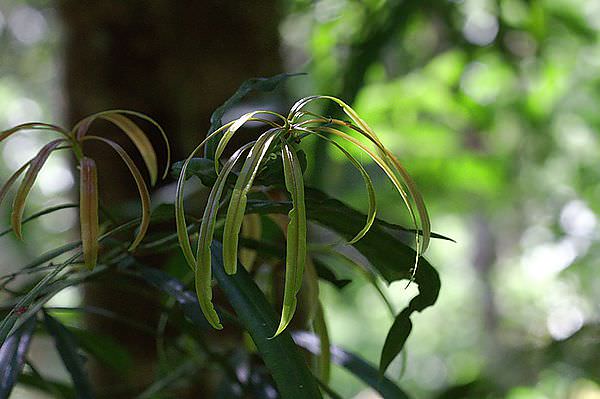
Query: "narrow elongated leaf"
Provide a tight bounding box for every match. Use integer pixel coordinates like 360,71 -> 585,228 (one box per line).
196,143 -> 254,330
307,131 -> 376,244
273,140 -> 307,336
223,128 -> 281,275
0,316 -> 36,398
210,241 -> 322,398
73,110 -> 171,180
0,122 -> 69,142
293,331 -> 410,399
0,203 -> 78,238
79,157 -> 99,270
83,136 -> 151,250
0,162 -> 30,209
205,72 -> 303,159
43,313 -> 94,398
11,139 -> 65,239
313,302 -> 331,384
175,121 -> 237,270
99,113 -> 159,185
214,110 -> 285,173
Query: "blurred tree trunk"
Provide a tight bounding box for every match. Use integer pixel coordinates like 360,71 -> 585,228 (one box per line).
59,1 -> 281,396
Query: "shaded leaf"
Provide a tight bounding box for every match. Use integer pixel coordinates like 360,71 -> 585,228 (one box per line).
0,316 -> 36,398
210,241 -> 322,398
79,157 -> 99,270
43,312 -> 94,398
204,72 -> 304,159
293,331 -> 410,399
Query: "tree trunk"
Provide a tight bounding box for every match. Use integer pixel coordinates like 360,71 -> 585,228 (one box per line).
59,1 -> 281,396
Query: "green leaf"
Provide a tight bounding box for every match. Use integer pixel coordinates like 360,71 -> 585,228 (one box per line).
0,316 -> 36,398
210,241 -> 322,399
293,331 -> 411,399
68,327 -> 132,376
379,261 -> 440,374
171,157 -> 220,186
196,143 -> 255,329
312,258 -> 352,289
0,203 -> 78,238
204,72 -> 304,159
273,140 -> 307,337
43,312 -> 95,398
223,128 -> 281,275
79,157 -> 99,270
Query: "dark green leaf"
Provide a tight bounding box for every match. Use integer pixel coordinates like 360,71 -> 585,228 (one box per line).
69,327 -> 132,376
0,316 -> 36,398
312,258 -> 352,289
210,241 -> 322,399
293,331 -> 411,399
204,72 -> 305,159
43,312 -> 95,399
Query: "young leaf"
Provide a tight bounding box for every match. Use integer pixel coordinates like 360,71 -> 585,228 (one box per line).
79,157 -> 99,270
83,136 -> 151,251
0,161 -> 29,209
273,140 -> 307,337
11,139 -> 65,239
0,316 -> 36,398
175,121 -> 237,270
223,128 -> 281,275
43,312 -> 95,399
99,113 -> 159,185
196,142 -> 255,330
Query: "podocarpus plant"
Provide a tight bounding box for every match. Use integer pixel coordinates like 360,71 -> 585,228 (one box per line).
0,75 -> 446,398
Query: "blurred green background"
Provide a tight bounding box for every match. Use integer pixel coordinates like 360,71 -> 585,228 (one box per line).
1,0 -> 599,398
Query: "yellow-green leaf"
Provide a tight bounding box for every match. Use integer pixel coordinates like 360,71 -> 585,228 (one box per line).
222,128 -> 281,275
196,142 -> 254,330
273,140 -> 307,337
240,213 -> 262,270
79,157 -> 99,270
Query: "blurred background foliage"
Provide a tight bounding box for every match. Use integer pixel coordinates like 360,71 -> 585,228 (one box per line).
1,0 -> 599,398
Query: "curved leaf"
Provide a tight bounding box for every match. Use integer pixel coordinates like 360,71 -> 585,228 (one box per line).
82,136 -> 151,251
222,128 -> 281,275
0,162 -> 30,209
240,213 -> 262,270
273,140 -> 307,336
210,241 -> 322,399
0,122 -> 69,142
196,142 -> 255,330
11,139 -> 66,239
79,157 -> 99,270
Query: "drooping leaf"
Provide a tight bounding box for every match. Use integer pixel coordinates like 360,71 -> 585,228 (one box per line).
0,203 -> 78,238
0,122 -> 69,142
79,157 -> 99,270
223,128 -> 281,275
99,113 -> 159,185
196,143 -> 255,330
273,140 -> 307,337
0,162 -> 29,210
210,241 -> 322,398
240,213 -> 262,270
313,302 -> 331,384
82,136 -> 151,251
174,121 -> 238,270
0,316 -> 36,398
73,110 -> 171,180
11,139 -> 65,239
204,72 -> 304,159
293,331 -> 411,399
43,312 -> 95,398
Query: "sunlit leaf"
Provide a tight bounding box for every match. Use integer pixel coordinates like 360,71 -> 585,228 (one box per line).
79,157 -> 99,270
196,143 -> 255,330
11,139 -> 66,239
273,140 -> 307,337
223,128 -> 281,275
